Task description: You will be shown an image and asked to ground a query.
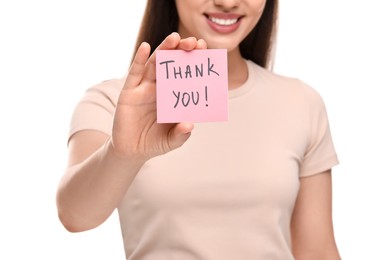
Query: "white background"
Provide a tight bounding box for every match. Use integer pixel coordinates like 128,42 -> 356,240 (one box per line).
1,0 -> 389,259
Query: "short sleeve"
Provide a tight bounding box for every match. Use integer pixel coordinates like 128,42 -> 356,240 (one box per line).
299,84 -> 339,177
68,78 -> 124,142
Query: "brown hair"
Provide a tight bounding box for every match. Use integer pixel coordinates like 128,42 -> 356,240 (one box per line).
133,0 -> 278,69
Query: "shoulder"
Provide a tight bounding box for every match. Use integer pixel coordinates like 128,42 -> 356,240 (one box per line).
69,77 -> 125,138
247,60 -> 325,107
81,77 -> 125,106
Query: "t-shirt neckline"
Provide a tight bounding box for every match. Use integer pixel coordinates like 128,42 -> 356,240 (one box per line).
228,60 -> 256,99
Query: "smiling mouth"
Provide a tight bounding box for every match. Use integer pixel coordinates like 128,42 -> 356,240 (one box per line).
208,17 -> 238,26
205,14 -> 242,26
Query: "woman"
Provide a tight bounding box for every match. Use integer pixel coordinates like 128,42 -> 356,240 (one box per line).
57,0 -> 341,259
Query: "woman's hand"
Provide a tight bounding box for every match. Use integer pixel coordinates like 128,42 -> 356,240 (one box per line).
110,33 -> 207,161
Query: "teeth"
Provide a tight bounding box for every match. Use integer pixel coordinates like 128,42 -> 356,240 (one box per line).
209,17 -> 238,26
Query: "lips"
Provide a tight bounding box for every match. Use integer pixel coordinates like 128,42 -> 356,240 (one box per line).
209,16 -> 238,26
205,13 -> 243,34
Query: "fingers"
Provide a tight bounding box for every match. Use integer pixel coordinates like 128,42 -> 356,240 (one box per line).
177,37 -> 198,51
143,33 -> 181,81
127,33 -> 208,86
123,42 -> 151,90
196,39 -> 207,50
144,34 -> 208,82
178,37 -> 207,51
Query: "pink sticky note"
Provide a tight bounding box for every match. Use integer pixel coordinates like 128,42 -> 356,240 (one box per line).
156,49 -> 228,123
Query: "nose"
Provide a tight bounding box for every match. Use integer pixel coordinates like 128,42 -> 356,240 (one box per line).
213,0 -> 240,10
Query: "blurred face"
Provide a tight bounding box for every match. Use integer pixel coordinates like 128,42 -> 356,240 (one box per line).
175,0 -> 266,52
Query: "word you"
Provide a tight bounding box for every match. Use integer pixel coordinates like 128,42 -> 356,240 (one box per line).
173,86 -> 209,108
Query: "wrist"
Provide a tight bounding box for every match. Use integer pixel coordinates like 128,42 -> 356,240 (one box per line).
104,138 -> 148,168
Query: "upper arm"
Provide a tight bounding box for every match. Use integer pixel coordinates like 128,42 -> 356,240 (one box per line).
67,130 -> 110,167
291,170 -> 341,259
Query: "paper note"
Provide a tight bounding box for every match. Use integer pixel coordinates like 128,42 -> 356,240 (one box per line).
156,49 -> 228,123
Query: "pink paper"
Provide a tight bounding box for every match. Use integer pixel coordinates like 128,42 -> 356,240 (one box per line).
156,49 -> 228,123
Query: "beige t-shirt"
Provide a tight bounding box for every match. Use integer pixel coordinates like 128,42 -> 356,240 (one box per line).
69,60 -> 339,260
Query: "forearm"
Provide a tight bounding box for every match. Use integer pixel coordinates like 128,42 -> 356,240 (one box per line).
56,140 -> 146,232
294,247 -> 341,260
291,171 -> 341,260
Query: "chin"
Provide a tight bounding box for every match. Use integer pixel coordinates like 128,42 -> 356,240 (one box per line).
205,40 -> 238,52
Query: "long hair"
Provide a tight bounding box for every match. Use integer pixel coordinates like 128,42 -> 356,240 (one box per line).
132,0 -> 278,70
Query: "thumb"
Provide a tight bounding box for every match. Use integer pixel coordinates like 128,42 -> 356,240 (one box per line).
168,123 -> 194,150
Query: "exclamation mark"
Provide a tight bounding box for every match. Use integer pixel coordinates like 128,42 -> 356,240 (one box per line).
205,86 -> 208,107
